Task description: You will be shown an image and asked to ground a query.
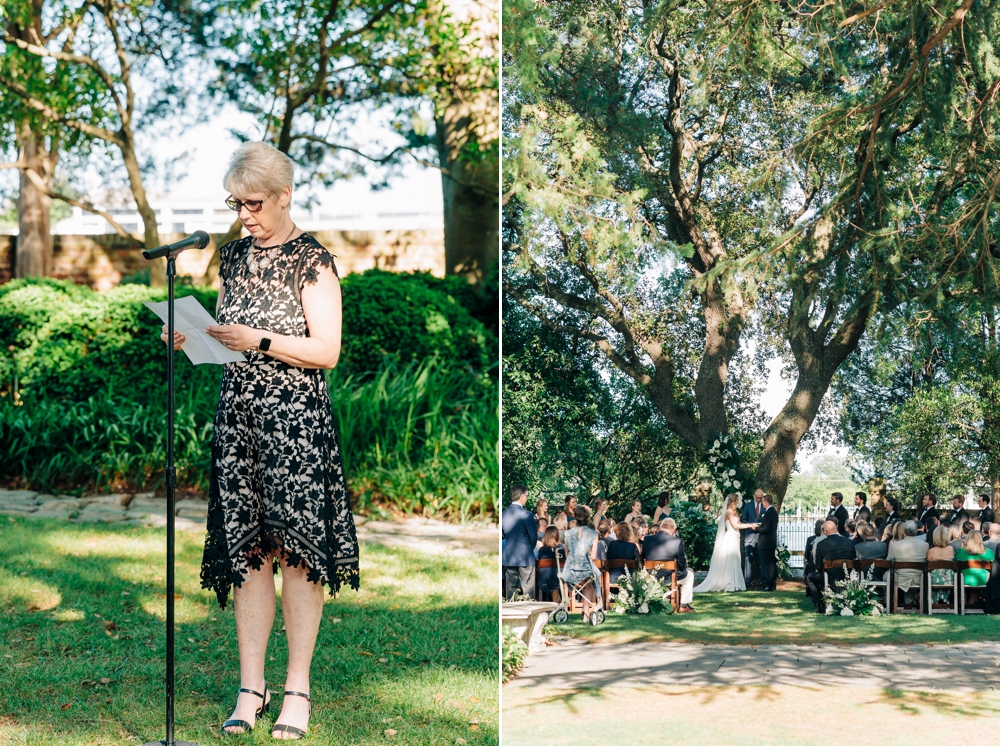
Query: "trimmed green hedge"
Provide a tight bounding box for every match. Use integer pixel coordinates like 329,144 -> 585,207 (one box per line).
0,274 -> 498,519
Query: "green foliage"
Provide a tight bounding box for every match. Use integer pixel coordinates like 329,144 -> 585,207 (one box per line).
784,456 -> 867,516
669,501 -> 718,572
339,269 -> 495,380
501,625 -> 529,683
0,276 -> 497,519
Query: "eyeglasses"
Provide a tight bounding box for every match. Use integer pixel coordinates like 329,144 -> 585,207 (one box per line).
225,193 -> 274,213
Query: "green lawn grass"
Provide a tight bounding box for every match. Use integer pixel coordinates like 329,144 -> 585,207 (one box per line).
502,684 -> 1000,745
546,586 -> 1000,646
0,514 -> 498,745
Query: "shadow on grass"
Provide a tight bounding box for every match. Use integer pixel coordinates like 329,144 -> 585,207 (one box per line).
0,515 -> 497,745
548,589 -> 1000,646
869,688 -> 1000,719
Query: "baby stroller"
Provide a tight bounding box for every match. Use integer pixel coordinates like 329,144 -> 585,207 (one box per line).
551,546 -> 605,626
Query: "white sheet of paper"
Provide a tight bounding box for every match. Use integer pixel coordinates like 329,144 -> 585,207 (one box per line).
143,295 -> 246,365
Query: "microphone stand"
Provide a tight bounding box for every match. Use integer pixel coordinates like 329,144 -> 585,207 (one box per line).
143,253 -> 198,746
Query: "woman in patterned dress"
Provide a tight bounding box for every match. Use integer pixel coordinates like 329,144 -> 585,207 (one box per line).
161,141 -> 359,739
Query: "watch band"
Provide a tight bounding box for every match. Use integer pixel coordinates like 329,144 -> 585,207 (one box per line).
258,336 -> 271,352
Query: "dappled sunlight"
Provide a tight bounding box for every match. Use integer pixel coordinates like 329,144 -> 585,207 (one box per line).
44,528 -> 165,559
51,608 -> 85,622
0,568 -> 62,611
549,589 -> 1000,646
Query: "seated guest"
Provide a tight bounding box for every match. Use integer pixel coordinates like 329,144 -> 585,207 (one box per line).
606,522 -> 642,583
641,517 -> 695,612
956,530 -> 995,587
635,520 -> 649,542
553,511 -> 569,543
535,517 -> 549,549
807,520 -> 856,611
887,520 -> 930,604
948,522 -> 964,551
855,522 -> 889,579
985,522 -> 1000,556
845,519 -> 857,541
536,526 -> 565,601
596,518 -> 612,560
979,494 -> 995,526
887,520 -> 906,550
928,525 -> 956,605
923,516 -> 940,544
558,506 -> 600,618
973,518 -> 982,532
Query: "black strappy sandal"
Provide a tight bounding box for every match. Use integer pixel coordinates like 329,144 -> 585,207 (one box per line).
221,680 -> 271,735
271,690 -> 311,740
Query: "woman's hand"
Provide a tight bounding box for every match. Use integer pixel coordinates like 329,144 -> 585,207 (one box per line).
160,324 -> 185,350
205,324 -> 262,352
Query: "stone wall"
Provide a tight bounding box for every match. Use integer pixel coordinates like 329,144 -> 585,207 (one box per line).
0,228 -> 445,289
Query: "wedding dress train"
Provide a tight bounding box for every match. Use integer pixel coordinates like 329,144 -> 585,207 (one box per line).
693,510 -> 746,593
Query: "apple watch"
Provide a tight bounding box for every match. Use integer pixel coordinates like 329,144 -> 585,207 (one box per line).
257,336 -> 271,352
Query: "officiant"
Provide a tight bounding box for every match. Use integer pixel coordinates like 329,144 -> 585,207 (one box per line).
160,140 -> 359,739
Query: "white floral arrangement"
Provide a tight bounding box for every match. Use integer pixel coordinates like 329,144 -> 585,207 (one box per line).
706,433 -> 749,500
821,564 -> 884,617
612,566 -> 671,615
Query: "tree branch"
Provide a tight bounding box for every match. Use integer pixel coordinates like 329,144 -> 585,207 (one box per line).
22,167 -> 138,242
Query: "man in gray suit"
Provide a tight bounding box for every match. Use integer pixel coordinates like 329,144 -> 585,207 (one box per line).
741,489 -> 765,586
502,485 -> 538,600
886,520 -> 929,604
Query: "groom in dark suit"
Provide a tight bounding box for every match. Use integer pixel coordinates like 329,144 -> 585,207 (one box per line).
741,489 -> 765,586
757,494 -> 779,591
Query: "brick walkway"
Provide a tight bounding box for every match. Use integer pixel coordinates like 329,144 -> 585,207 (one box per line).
0,488 -> 497,555
509,639 -> 1000,692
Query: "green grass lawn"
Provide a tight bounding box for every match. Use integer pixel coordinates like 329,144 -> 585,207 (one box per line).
0,513 -> 498,745
503,684 -> 1000,746
546,586 -> 1000,646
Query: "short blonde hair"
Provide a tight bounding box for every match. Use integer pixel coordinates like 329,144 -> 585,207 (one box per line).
223,141 -> 294,198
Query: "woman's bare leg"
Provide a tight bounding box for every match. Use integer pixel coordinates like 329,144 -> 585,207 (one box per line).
224,550 -> 277,733
272,549 -> 324,738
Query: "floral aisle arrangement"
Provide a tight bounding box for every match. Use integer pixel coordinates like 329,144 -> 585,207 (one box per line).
613,566 -> 671,615
822,565 -> 884,617
777,543 -> 795,581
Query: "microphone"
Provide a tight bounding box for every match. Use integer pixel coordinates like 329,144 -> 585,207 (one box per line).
142,230 -> 210,260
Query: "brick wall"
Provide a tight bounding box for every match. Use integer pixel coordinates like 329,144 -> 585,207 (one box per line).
0,228 -> 445,289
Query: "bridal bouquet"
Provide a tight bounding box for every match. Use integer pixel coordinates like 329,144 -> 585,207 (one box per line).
821,565 -> 884,617
613,566 -> 671,615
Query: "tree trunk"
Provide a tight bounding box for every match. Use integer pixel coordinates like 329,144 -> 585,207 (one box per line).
754,376 -> 832,509
432,0 -> 498,284
120,136 -> 163,285
14,124 -> 54,279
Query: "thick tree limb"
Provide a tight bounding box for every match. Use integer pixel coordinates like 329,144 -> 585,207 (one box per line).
22,167 -> 138,242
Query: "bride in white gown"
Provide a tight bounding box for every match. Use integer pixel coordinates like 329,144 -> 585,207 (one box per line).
693,493 -> 758,593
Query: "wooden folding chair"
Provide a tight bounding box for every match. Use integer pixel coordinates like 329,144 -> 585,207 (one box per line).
535,557 -> 562,602
890,561 -> 926,614
604,559 -> 639,609
822,559 -> 855,593
644,560 -> 681,613
925,560 -> 960,614
959,560 -> 992,614
593,559 -> 610,610
855,558 -> 891,610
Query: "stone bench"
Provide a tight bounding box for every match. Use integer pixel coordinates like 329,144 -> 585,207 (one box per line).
501,601 -> 559,653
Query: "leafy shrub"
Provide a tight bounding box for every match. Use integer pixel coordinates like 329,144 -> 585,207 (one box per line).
670,500 -> 719,570
501,625 -> 529,683
339,269 -> 495,379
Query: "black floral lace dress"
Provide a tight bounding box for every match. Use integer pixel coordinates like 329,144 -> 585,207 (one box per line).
199,232 -> 360,610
